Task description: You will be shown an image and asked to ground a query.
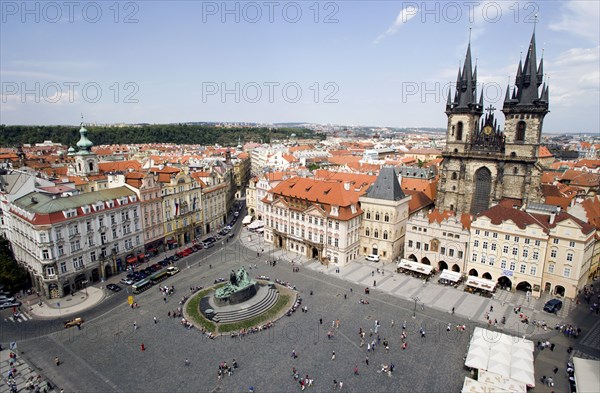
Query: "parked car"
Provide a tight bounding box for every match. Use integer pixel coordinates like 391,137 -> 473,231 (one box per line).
158,259 -> 170,267
152,263 -> 163,270
106,283 -> 122,292
64,317 -> 84,328
120,278 -> 134,285
0,301 -> 22,310
202,242 -> 215,249
166,266 -> 180,276
366,254 -> 380,262
0,296 -> 16,303
228,232 -> 235,238
543,299 -> 563,314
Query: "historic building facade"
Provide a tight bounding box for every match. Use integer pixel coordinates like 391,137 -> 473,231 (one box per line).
359,167 -> 411,262
436,33 -> 548,215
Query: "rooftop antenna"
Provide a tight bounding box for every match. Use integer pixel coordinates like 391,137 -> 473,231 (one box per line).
80,113 -> 84,127
468,26 -> 472,45
533,13 -> 538,34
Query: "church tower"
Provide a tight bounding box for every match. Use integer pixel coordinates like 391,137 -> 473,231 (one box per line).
436,32 -> 548,215
73,123 -> 99,176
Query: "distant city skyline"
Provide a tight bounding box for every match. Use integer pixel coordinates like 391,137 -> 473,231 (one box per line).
1,1 -> 598,133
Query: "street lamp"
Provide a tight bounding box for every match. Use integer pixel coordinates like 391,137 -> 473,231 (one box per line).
412,296 -> 420,318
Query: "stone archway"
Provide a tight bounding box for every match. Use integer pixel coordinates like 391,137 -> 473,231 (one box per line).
451,264 -> 461,272
468,268 -> 478,277
438,261 -> 448,271
554,285 -> 565,297
544,282 -> 552,293
516,281 -> 532,292
105,264 -> 113,278
312,247 -> 319,259
421,257 -> 431,265
498,276 -> 512,290
408,254 -> 417,262
482,272 -> 492,280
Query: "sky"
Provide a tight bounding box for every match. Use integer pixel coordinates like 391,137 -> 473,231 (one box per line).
1,1 -> 599,134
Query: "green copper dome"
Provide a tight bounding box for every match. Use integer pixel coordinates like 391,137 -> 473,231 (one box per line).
76,126 -> 93,153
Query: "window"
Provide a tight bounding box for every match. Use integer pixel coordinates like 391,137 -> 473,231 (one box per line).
475,229 -> 480,235
509,261 -> 516,271
57,245 -> 64,257
46,266 -> 55,276
550,249 -> 557,258
482,241 -> 488,250
524,238 -> 530,245
492,232 -> 498,238
424,243 -> 429,251
440,247 -> 446,255
522,249 -> 528,258
60,262 -> 67,274
491,243 -> 497,251
319,234 -> 324,243
516,121 -> 526,142
489,256 -> 495,266
366,212 -> 371,219
481,255 -> 486,264
532,251 -> 539,260
512,247 -> 518,256
530,266 -> 537,276
328,220 -> 332,228
566,252 -> 573,262
70,241 -> 81,253
384,214 -> 389,222
458,251 -> 463,258
553,238 -> 559,244
519,264 -> 526,273
375,213 -> 380,221
474,240 -> 479,247
503,245 -> 509,254
563,267 -> 571,278
68,224 -> 79,236
534,240 -> 540,246
366,228 -> 370,236
42,249 -> 50,259
484,231 -> 489,237
548,263 -> 555,273
514,237 -> 519,243
416,242 -> 421,250
569,241 -> 575,247
334,238 -> 339,247
335,222 -> 339,230
383,231 -> 388,240
505,235 -> 510,241
72,256 -> 84,270
500,260 -> 507,269
472,253 -> 478,262
90,251 -> 96,261
451,172 -> 458,180
456,121 -> 463,140
374,230 -> 379,238
408,240 -> 413,248
328,237 -> 332,245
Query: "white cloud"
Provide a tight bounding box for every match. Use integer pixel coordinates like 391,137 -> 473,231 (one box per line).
550,1 -> 600,43
373,5 -> 419,44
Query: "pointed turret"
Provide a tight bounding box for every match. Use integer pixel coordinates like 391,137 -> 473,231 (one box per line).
447,42 -> 482,115
478,86 -> 484,107
504,84 -> 511,103
507,32 -> 546,108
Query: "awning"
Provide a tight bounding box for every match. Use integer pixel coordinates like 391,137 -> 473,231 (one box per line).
242,215 -> 253,225
126,257 -> 137,264
167,239 -> 177,244
440,269 -> 462,282
137,254 -> 145,260
466,276 -> 496,292
248,220 -> 264,229
573,357 -> 600,393
397,259 -> 433,275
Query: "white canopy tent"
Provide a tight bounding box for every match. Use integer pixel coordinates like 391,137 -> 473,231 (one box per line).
242,215 -> 253,225
477,370 -> 527,393
573,357 -> 600,393
439,269 -> 462,282
466,276 -> 497,292
248,220 -> 264,229
464,327 -> 535,387
397,259 -> 434,275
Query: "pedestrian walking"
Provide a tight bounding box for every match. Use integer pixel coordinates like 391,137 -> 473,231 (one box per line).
391,319 -> 395,327
133,321 -> 138,331
447,323 -> 451,332
319,318 -> 322,325
354,365 -> 359,375
185,358 -> 190,366
451,307 -> 455,314
153,316 -> 157,324
374,280 -> 376,287
331,351 -> 336,361
550,343 -> 555,351
339,381 -> 343,390
490,305 -> 494,312
54,357 -> 60,366
140,343 -> 145,351
365,356 -> 369,365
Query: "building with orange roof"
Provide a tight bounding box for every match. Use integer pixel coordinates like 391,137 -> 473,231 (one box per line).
248,171 -> 298,220
468,202 -> 595,299
404,208 -> 471,273
575,159 -> 600,173
263,176 -> 366,266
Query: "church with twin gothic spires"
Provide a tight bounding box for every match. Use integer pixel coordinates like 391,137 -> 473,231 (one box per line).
435,32 -> 549,215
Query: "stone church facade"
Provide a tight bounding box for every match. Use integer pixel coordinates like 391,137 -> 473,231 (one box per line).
436,33 -> 549,215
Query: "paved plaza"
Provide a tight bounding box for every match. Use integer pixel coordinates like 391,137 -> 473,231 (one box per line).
1,228 -> 599,393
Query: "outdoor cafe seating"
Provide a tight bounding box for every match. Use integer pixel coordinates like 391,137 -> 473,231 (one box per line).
464,276 -> 496,297
396,259 -> 433,279
438,269 -> 462,287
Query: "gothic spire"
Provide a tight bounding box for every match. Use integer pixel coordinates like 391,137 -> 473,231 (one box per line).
447,40 -> 482,115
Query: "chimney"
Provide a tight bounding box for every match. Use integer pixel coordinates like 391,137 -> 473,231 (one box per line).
344,182 -> 351,191
549,213 -> 556,225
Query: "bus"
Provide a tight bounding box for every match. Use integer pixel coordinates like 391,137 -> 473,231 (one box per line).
149,270 -> 169,285
132,279 -> 152,294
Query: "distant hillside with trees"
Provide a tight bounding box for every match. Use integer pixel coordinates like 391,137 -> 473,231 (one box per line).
0,124 -> 323,147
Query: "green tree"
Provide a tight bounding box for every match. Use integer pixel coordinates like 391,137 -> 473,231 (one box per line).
0,238 -> 30,293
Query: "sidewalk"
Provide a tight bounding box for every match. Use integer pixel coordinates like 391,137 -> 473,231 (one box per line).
26,287 -> 104,319
0,349 -> 57,393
